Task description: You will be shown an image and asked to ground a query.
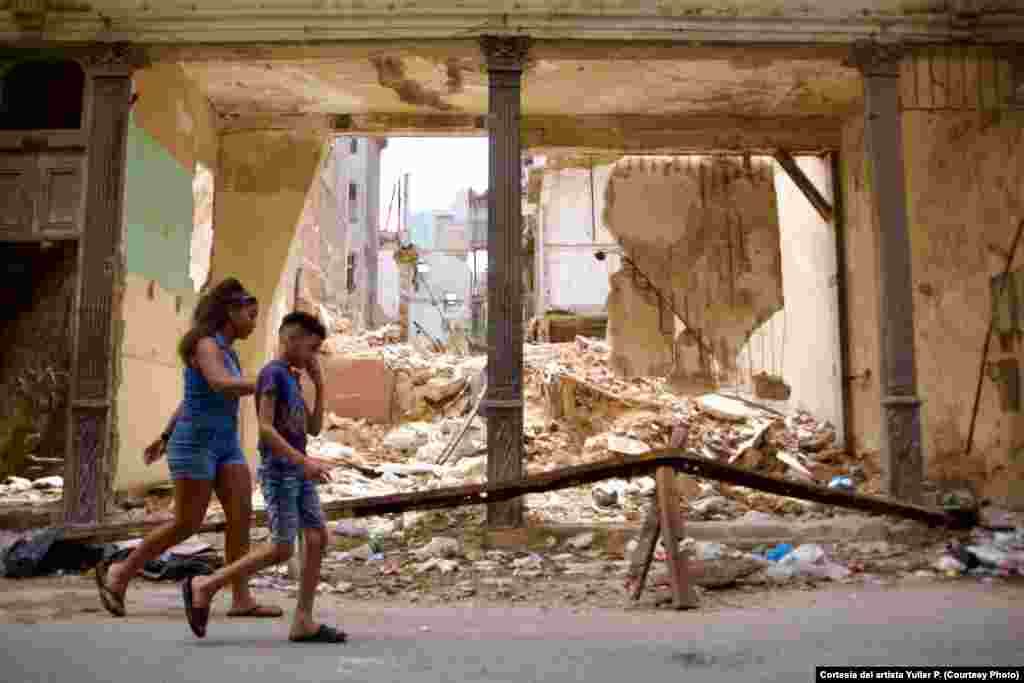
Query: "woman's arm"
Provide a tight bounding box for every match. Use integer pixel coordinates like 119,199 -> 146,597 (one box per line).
194,337 -> 256,397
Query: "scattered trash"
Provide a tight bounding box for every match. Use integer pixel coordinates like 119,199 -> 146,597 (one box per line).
828,476 -> 855,492
765,543 -> 794,562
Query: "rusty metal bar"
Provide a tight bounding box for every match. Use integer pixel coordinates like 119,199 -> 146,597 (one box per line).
57,447 -> 971,545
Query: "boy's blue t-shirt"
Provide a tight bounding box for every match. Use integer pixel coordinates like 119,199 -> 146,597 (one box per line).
256,359 -> 307,476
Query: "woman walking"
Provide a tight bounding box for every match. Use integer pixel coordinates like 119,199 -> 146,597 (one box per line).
96,277 -> 281,619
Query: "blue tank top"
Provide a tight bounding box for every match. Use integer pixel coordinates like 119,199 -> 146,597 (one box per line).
181,333 -> 242,430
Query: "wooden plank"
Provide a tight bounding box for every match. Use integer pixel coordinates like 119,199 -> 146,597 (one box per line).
436,380 -> 487,466
626,501 -> 661,602
656,466 -> 698,609
56,447 -> 972,545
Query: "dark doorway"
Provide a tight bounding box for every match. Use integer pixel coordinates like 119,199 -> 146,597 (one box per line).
0,60 -> 85,131
0,241 -> 76,484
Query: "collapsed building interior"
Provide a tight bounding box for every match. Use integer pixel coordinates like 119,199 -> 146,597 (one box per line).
0,3 -> 1021,585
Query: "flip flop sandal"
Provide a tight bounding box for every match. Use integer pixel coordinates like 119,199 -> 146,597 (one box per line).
226,604 -> 284,618
94,559 -> 126,618
182,576 -> 210,638
289,624 -> 348,644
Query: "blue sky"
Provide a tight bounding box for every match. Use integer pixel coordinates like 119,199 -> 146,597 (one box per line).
379,137 -> 488,230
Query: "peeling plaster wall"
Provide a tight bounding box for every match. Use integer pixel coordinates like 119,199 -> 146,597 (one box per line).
904,110 -> 1024,504
840,46 -> 1024,505
536,165 -> 621,315
603,155 -> 783,379
116,64 -> 219,492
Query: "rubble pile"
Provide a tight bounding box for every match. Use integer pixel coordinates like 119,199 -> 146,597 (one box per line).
0,476 -> 63,506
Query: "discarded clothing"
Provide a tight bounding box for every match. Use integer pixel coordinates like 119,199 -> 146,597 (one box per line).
1,528 -> 106,578
141,553 -> 217,582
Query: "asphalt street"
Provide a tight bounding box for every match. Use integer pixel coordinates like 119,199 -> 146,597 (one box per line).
2,583 -> 1022,682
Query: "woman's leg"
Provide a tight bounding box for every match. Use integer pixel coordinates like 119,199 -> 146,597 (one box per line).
106,478 -> 214,598
215,462 -> 281,615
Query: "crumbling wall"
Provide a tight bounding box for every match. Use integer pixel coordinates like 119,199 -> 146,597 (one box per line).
606,261 -> 674,378
0,243 -> 76,480
603,155 -> 783,379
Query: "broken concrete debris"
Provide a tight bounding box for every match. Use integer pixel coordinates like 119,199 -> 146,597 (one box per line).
0,329 -> 979,607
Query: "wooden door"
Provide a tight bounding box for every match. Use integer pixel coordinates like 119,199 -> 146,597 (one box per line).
0,154 -> 37,238
37,152 -> 86,237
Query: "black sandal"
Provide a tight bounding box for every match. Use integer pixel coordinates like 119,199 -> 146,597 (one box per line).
94,559 -> 126,618
182,576 -> 210,638
289,624 -> 348,643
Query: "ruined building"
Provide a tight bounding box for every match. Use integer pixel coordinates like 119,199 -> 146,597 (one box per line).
0,2 -> 1023,526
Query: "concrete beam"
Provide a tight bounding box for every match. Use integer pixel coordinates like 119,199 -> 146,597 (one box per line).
330,113 -> 842,153
4,8 -> 1024,43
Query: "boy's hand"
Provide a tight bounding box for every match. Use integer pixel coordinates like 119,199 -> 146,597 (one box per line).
305,356 -> 324,388
301,457 -> 332,484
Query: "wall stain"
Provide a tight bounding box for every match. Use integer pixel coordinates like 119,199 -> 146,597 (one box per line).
371,56 -> 458,112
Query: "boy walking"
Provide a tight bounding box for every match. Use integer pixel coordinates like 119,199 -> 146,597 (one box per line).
182,311 -> 346,643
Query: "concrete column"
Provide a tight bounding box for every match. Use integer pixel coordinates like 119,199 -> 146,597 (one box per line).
481,35 -> 530,528
850,43 -> 923,502
209,127 -> 326,457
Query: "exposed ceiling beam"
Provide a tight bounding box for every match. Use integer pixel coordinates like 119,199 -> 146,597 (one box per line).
216,111 -> 842,152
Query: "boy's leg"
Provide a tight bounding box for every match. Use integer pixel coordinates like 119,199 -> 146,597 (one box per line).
289,480 -> 345,642
193,472 -> 297,610
290,526 -> 326,639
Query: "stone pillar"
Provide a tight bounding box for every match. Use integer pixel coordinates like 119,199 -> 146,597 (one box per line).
209,127 -> 326,457
850,43 -> 923,502
481,35 -> 529,528
64,46 -> 144,524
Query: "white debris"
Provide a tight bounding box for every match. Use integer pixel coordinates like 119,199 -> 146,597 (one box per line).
606,435 -> 650,455
411,537 -> 460,560
696,395 -> 757,423
2,477 -> 32,493
31,476 -> 63,490
568,532 -> 595,551
383,423 -> 433,451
